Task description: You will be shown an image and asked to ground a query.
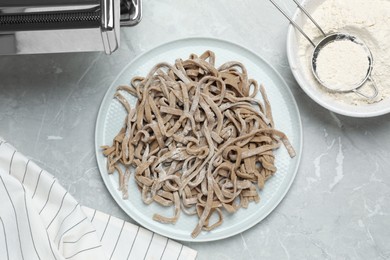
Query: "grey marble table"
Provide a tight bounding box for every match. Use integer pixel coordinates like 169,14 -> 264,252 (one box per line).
1,1 -> 389,259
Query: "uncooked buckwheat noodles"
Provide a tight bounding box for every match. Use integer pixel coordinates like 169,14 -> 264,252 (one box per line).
102,50 -> 296,238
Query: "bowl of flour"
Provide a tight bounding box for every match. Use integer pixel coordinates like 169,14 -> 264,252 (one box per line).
286,0 -> 390,117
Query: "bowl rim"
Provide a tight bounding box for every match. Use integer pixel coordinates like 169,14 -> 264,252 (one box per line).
286,1 -> 390,118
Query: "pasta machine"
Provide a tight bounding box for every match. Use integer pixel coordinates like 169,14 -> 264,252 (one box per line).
0,0 -> 142,55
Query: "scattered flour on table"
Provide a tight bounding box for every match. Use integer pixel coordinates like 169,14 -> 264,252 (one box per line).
298,0 -> 390,105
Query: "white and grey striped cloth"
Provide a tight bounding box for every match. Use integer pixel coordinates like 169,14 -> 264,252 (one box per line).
0,139 -> 197,260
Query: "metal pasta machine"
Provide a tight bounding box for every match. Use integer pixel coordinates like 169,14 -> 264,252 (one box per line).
0,0 -> 142,55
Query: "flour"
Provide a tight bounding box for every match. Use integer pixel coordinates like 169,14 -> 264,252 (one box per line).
298,0 -> 390,105
315,39 -> 369,91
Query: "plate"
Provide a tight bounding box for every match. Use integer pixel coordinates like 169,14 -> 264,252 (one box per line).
95,37 -> 302,242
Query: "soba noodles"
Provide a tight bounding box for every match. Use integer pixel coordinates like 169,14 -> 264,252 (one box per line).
102,51 -> 295,238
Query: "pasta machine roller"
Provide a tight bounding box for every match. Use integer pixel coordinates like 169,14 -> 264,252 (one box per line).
0,0 -> 142,55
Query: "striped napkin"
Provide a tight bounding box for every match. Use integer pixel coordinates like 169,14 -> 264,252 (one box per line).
0,138 -> 197,260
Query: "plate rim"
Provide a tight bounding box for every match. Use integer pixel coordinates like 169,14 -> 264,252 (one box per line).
95,36 -> 303,242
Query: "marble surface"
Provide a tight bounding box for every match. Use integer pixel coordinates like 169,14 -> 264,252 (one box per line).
1,1 -> 389,259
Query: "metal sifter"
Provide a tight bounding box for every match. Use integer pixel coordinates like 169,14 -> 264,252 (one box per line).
269,0 -> 378,99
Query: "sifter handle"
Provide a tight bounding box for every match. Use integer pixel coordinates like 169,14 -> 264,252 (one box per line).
268,0 -> 326,47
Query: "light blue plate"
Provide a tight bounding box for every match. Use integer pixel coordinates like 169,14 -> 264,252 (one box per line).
95,37 -> 303,242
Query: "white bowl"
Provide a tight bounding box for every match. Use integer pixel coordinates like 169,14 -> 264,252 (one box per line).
286,0 -> 390,117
